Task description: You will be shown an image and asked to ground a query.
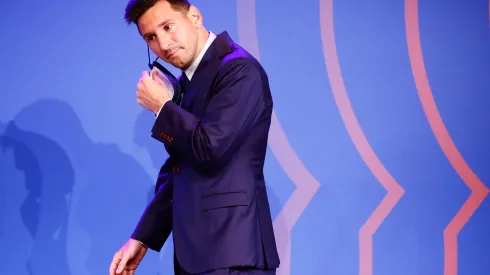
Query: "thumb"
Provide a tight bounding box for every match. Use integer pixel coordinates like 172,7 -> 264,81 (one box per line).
116,252 -> 130,274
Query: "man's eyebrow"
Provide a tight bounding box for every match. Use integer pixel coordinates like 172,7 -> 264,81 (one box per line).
158,19 -> 171,27
142,20 -> 172,38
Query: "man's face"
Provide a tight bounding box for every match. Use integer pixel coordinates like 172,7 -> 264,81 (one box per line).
137,1 -> 201,69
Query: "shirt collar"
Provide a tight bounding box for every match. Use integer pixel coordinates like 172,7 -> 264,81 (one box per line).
184,31 -> 217,80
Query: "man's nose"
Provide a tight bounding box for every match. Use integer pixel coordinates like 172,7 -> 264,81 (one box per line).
158,35 -> 172,51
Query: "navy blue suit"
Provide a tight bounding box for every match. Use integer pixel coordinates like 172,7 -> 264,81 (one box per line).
131,31 -> 280,274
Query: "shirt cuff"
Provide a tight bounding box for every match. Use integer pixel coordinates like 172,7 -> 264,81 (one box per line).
138,240 -> 148,248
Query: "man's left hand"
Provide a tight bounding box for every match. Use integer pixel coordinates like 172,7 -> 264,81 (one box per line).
136,71 -> 170,114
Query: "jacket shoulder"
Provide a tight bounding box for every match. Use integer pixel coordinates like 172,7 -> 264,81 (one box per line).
219,43 -> 264,74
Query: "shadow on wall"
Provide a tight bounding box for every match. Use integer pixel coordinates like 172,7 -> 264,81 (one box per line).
0,98 -> 161,275
0,119 -> 73,275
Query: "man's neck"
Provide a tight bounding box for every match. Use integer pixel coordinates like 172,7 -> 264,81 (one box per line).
184,29 -> 216,80
183,29 -> 209,71
196,29 -> 210,56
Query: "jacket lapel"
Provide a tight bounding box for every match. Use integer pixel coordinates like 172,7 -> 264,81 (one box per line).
181,32 -> 234,111
181,54 -> 219,110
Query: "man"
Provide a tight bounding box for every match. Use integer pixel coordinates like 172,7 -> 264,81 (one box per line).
110,0 -> 280,274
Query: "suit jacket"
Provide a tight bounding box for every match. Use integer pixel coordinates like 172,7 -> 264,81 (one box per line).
131,31 -> 280,273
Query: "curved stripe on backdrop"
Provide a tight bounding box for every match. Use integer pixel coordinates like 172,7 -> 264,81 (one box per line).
318,0 -> 405,275
236,1 -> 321,274
405,1 -> 489,274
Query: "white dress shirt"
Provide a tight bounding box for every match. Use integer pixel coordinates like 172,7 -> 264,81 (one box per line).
155,31 -> 217,117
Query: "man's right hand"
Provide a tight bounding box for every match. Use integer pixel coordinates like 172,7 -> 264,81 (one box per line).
109,238 -> 148,275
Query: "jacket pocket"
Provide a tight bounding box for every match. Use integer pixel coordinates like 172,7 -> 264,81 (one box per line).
201,192 -> 248,211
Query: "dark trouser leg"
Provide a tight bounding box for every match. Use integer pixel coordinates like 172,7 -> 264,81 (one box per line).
174,254 -> 275,275
227,267 -> 276,275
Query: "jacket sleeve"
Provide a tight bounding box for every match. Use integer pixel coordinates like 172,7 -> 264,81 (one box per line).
150,58 -> 265,168
130,157 -> 174,251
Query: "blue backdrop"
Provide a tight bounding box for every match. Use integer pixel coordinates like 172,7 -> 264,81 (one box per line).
1,0 -> 489,274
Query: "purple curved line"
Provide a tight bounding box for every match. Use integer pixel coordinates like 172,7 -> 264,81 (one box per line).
319,0 -> 405,274
236,1 -> 321,275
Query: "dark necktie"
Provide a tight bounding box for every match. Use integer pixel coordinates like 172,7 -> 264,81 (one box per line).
177,73 -> 189,106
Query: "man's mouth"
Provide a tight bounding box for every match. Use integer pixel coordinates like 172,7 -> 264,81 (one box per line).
166,48 -> 179,58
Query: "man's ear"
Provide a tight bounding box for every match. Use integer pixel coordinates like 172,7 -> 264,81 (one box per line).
187,5 -> 202,28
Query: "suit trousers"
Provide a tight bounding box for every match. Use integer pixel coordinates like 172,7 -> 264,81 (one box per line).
174,256 -> 276,275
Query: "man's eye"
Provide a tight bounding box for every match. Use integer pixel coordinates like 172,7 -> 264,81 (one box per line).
148,35 -> 155,41
164,24 -> 174,31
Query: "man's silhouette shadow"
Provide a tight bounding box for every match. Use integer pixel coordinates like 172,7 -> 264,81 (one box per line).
1,99 -> 160,275
0,121 -> 35,275
0,119 -> 73,275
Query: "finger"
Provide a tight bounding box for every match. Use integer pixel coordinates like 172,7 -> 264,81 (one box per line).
137,82 -> 144,93
116,253 -> 130,274
136,85 -> 148,98
141,73 -> 153,84
136,98 -> 143,106
142,71 -> 149,78
109,252 -> 122,275
139,76 -> 149,88
137,98 -> 150,109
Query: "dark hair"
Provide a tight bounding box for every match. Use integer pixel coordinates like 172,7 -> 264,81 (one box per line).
124,0 -> 191,25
